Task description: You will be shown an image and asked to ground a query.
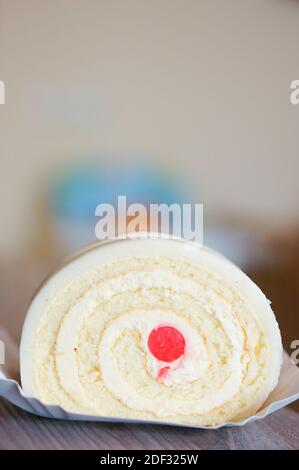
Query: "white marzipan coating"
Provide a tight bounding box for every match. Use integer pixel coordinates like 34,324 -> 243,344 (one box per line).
20,237 -> 282,426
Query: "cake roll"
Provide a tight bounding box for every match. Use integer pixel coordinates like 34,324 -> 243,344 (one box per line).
20,234 -> 282,426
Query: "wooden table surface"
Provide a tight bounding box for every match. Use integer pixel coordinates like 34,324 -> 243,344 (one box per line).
0,398 -> 298,450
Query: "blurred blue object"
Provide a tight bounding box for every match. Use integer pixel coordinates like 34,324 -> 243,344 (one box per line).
49,162 -> 188,221
47,160 -> 193,253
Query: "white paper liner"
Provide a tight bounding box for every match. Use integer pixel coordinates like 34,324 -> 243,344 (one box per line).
0,327 -> 298,429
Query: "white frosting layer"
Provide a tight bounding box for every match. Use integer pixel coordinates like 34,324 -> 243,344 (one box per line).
20,235 -> 283,426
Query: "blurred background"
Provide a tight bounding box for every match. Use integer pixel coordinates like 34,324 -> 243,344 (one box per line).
0,0 -> 298,402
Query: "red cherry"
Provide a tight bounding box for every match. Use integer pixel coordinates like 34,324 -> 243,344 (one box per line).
147,325 -> 185,362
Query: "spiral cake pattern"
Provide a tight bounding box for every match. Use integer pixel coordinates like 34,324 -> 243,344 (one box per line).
21,236 -> 282,426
